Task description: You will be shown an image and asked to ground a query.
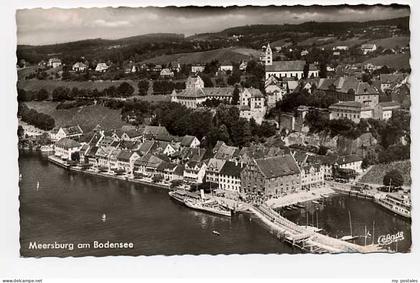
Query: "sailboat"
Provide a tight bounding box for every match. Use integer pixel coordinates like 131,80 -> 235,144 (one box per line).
341,210 -> 359,241
36,181 -> 40,191
102,214 -> 107,222
19,173 -> 22,181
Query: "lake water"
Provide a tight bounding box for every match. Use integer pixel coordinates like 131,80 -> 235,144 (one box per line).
19,152 -> 411,257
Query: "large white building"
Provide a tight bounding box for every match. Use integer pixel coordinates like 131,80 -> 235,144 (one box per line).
171,76 -> 233,108
264,43 -> 319,80
239,88 -> 267,124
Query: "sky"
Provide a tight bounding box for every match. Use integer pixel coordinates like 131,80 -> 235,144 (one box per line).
16,5 -> 410,45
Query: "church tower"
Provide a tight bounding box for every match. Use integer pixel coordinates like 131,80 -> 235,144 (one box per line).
265,43 -> 273,66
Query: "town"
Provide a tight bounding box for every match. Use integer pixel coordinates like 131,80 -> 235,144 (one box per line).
17,13 -> 411,254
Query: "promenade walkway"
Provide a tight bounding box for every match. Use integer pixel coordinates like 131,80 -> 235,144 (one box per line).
249,203 -> 384,254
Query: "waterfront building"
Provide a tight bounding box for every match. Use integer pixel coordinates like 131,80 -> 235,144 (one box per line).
205,158 -> 226,184
335,155 -> 363,173
183,161 -> 207,184
241,154 -> 301,197
300,163 -> 325,189
79,143 -> 90,162
117,150 -> 140,174
85,146 -> 99,168
134,154 -> 166,177
108,149 -> 122,171
157,162 -> 182,182
218,161 -> 244,192
54,138 -> 82,161
50,125 -> 83,142
96,147 -> 114,170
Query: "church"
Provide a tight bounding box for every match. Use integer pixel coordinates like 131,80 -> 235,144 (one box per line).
264,43 -> 319,80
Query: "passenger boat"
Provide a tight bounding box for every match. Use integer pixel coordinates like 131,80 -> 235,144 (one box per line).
168,189 -> 200,204
184,199 -> 231,217
374,193 -> 411,219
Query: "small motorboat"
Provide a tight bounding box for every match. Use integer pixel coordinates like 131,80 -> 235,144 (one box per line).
212,230 -> 221,236
312,200 -> 321,205
101,214 -> 107,222
295,203 -> 305,209
341,235 -> 359,241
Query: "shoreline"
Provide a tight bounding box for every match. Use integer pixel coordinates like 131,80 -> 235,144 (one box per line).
47,155 -> 170,190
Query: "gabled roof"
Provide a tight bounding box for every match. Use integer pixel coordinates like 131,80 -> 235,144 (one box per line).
86,146 -> 99,157
378,101 -> 400,109
138,140 -> 155,155
62,125 -> 83,136
336,154 -> 363,165
181,135 -> 197,147
95,147 -> 113,158
117,150 -> 136,162
206,158 -> 226,173
329,101 -> 363,109
214,143 -> 240,160
220,161 -> 244,178
265,60 -> 306,72
55,138 -> 81,149
143,126 -> 171,141
254,154 -> 300,178
243,88 -> 264,98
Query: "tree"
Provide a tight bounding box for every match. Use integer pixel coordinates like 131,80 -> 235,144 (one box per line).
383,169 -> 404,188
71,151 -> 80,162
137,80 -> 149,96
117,82 -> 135,97
17,125 -> 24,138
231,86 -> 240,105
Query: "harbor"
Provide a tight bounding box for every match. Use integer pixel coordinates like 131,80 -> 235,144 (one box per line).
19,152 -> 412,256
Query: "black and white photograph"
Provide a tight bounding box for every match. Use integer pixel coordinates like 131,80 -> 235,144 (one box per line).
15,4 -> 412,259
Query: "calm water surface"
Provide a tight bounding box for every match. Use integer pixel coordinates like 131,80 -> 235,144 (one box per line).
19,152 -> 411,257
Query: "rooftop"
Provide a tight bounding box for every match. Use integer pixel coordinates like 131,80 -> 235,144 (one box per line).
255,154 -> 300,178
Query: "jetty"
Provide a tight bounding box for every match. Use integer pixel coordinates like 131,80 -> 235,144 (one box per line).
248,203 -> 384,254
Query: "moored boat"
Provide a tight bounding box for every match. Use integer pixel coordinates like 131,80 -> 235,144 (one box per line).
374,193 -> 411,219
184,199 -> 231,217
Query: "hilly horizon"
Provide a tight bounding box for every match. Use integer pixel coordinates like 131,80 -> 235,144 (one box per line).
18,16 -> 408,47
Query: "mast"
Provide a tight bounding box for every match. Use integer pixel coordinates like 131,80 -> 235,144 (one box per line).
372,220 -> 375,245
364,225 -> 367,246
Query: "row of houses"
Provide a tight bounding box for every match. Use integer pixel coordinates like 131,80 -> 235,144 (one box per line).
53,127 -> 363,198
